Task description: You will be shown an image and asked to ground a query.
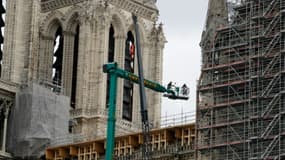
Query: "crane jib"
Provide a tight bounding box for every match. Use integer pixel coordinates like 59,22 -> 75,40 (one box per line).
115,68 -> 166,93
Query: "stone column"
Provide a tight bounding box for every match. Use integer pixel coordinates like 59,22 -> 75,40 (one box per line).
75,19 -> 91,110
38,36 -> 54,83
71,18 -> 92,135
152,42 -> 164,128
114,34 -> 126,118
4,0 -> 33,83
1,100 -> 11,152
90,17 -> 110,112
28,0 -> 41,82
62,31 -> 75,97
153,29 -> 166,128
86,20 -> 101,111
2,0 -> 16,81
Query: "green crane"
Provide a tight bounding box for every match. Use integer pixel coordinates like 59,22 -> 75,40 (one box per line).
103,62 -> 189,160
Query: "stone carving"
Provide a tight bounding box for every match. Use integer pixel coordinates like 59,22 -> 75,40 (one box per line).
41,0 -> 85,12
40,0 -> 158,21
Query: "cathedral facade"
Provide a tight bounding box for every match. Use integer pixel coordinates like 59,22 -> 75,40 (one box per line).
0,0 -> 165,158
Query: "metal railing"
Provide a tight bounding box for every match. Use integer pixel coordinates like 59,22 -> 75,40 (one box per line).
160,111 -> 195,128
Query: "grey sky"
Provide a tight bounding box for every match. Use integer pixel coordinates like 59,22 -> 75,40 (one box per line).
156,0 -> 208,116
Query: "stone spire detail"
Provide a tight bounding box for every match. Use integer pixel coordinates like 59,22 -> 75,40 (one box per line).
201,0 -> 228,48
205,0 -> 228,30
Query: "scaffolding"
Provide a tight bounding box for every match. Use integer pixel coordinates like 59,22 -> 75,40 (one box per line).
46,124 -> 195,160
197,0 -> 285,159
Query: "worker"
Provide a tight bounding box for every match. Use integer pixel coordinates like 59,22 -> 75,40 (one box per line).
181,84 -> 189,96
167,81 -> 172,90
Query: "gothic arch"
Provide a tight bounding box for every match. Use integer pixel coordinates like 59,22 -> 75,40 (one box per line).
126,21 -> 147,43
61,7 -> 83,107
110,13 -> 126,37
122,20 -> 149,122
38,11 -> 65,87
64,6 -> 82,33
41,11 -> 65,38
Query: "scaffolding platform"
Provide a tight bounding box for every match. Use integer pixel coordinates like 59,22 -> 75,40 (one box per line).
46,123 -> 195,160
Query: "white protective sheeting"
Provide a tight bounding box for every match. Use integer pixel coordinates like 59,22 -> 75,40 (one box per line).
7,83 -> 70,158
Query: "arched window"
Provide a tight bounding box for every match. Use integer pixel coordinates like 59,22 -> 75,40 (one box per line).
71,25 -> 80,108
0,0 -> 5,77
123,31 -> 135,121
108,25 -> 115,63
106,24 -> 115,107
53,27 -> 64,91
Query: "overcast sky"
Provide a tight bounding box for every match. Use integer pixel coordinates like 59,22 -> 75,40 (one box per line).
156,0 -> 208,116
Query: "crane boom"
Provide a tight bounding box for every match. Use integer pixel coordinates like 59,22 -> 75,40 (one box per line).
132,14 -> 152,160
103,63 -> 175,95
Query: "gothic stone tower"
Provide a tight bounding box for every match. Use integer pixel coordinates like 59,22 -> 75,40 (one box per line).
3,0 -> 165,145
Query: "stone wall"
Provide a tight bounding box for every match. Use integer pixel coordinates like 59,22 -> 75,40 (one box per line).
1,0 -> 166,141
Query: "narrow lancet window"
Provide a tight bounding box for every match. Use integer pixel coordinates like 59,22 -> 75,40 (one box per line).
106,24 -> 115,108
71,25 -> 80,108
53,27 -> 64,91
0,0 -> 5,77
123,31 -> 135,121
